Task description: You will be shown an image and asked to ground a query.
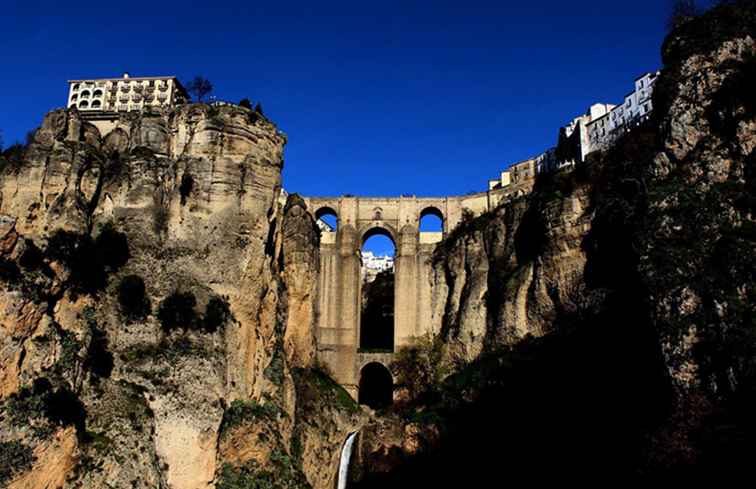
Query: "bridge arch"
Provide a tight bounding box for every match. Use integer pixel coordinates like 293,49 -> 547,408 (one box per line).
358,362 -> 393,409
314,206 -> 339,231
359,223 -> 397,247
419,206 -> 445,233
360,226 -> 396,352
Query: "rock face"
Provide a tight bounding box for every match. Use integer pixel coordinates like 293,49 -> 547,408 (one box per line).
0,105 -> 362,489
429,183 -> 592,363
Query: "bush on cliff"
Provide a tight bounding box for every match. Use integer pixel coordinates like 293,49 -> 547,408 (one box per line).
46,224 -> 130,295
0,440 -> 35,485
5,378 -> 87,439
117,275 -> 151,321
157,291 -> 198,333
203,295 -> 232,333
390,332 -> 450,407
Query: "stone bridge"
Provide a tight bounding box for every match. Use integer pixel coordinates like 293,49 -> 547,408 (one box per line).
302,182 -> 531,403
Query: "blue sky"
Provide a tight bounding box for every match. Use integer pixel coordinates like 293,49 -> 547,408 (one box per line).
1,0 -> 708,254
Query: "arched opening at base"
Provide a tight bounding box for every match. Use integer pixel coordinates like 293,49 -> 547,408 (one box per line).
358,362 -> 393,410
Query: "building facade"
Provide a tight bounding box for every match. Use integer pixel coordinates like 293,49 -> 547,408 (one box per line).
67,73 -> 189,113
587,71 -> 659,153
361,251 -> 394,283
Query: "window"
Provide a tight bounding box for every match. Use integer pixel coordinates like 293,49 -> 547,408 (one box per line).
79,100 -> 89,109
80,90 -> 91,98
91,100 -> 101,109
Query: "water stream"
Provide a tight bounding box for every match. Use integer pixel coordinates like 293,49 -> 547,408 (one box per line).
337,432 -> 358,489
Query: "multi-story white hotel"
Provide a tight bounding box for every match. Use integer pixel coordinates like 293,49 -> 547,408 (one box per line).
66,73 -> 188,113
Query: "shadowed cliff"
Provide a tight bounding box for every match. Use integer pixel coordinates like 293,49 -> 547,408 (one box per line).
352,1 -> 756,484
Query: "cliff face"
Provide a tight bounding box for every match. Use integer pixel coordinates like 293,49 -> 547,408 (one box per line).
0,105 -> 361,489
377,2 -> 755,482
429,178 -> 592,363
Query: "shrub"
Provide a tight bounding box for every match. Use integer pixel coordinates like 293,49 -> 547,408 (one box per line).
157,291 -> 197,332
46,387 -> 87,434
45,225 -> 130,295
84,326 -> 114,381
6,378 -> 87,438
95,223 -> 130,272
292,367 -> 360,414
0,440 -> 35,485
117,275 -> 151,320
202,295 -> 231,333
239,98 -> 252,109
19,241 -> 44,270
390,332 -> 450,406
220,400 -> 283,437
179,173 -> 194,206
0,143 -> 27,174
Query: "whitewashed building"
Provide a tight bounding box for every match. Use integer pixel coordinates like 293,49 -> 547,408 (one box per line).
67,73 -> 188,113
361,251 -> 394,283
587,71 -> 659,152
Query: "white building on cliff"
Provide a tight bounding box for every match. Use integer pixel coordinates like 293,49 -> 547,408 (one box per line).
67,73 -> 188,114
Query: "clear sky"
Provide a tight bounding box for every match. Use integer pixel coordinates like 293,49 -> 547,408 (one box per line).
1,0 -> 706,206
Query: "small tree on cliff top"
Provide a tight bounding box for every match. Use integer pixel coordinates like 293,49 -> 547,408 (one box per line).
185,76 -> 213,102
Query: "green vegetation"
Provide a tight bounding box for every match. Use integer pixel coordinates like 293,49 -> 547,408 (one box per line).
390,332 -> 451,407
203,295 -> 232,333
0,440 -> 35,485
158,291 -> 198,332
82,321 -> 114,382
219,400 -> 285,439
117,275 -> 151,321
263,349 -> 285,386
45,224 -> 130,296
179,173 -> 195,205
5,378 -> 87,439
292,368 -> 359,415
158,291 -> 232,335
120,336 -> 214,365
217,456 -> 310,489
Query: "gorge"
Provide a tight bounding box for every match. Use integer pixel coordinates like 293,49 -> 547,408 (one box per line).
1,2 -> 755,487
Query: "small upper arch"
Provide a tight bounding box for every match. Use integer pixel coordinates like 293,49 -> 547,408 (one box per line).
419,206 -> 445,232
314,206 -> 338,232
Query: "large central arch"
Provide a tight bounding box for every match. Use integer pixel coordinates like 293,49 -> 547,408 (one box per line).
360,227 -> 396,353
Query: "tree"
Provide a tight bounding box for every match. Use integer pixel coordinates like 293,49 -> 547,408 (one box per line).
239,98 -> 252,109
668,0 -> 699,31
254,102 -> 264,115
185,76 -> 213,102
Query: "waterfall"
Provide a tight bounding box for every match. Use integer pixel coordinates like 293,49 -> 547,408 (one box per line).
337,432 -> 358,489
